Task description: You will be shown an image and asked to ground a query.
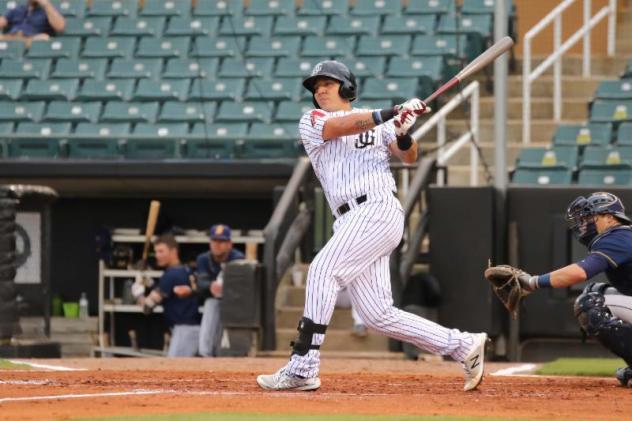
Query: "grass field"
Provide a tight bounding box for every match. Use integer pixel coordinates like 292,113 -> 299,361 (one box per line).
535,357 -> 625,377
0,359 -> 31,370
77,414 -> 566,421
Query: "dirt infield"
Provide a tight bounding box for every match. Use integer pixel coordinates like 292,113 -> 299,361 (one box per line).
0,358 -> 630,420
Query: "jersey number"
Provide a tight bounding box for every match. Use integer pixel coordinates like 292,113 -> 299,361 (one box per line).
355,130 -> 376,149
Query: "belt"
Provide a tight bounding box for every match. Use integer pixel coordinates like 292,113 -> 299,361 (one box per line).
335,192 -> 397,218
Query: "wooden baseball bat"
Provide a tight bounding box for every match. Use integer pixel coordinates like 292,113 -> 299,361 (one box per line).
141,200 -> 161,263
423,36 -> 514,104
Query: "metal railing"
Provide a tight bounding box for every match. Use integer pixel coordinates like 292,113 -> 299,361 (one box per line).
522,0 -> 617,145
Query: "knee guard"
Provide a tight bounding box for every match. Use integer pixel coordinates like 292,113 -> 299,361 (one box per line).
290,317 -> 327,356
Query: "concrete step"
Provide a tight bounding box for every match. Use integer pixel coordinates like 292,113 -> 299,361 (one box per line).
505,76 -> 604,98
439,119 -> 566,145
285,285 -> 306,307
17,317 -> 97,357
275,328 -> 389,352
277,306 -> 355,329
514,56 -> 629,77
440,141 -> 550,167
479,97 -> 590,120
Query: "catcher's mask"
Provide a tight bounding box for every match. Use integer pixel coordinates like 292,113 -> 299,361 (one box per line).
302,60 -> 357,108
565,192 -> 631,246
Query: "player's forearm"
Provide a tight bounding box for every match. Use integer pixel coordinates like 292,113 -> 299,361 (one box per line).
393,141 -> 418,164
549,264 -> 588,288
42,3 -> 65,32
0,17 -> 7,30
322,112 -> 377,140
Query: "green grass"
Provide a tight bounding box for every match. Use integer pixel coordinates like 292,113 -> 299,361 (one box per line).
536,357 -> 625,377
76,414 -> 570,421
0,359 -> 31,370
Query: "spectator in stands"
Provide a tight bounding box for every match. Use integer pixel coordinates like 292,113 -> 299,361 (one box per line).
195,224 -> 245,357
0,0 -> 66,47
134,234 -> 201,357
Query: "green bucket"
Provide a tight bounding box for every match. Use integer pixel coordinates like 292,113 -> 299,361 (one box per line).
63,302 -> 79,318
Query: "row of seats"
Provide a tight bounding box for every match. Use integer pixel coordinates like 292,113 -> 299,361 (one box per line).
517,144 -> 632,170
551,122 -> 632,147
590,100 -> 632,125
513,167 -> 632,186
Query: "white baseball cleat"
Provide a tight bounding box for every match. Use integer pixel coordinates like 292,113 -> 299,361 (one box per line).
462,333 -> 488,392
257,368 -> 321,391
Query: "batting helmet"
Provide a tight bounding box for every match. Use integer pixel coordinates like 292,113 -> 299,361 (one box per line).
302,60 -> 357,108
566,192 -> 631,246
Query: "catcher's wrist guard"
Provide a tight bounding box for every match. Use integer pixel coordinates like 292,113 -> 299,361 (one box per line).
536,273 -> 552,288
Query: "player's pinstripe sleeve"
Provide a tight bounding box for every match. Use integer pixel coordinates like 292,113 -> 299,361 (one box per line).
382,120 -> 397,146
299,110 -> 332,153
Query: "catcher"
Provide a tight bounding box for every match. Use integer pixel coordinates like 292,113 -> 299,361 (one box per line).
486,192 -> 632,387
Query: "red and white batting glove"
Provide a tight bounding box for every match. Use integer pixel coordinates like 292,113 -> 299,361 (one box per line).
395,98 -> 430,116
394,111 -> 417,136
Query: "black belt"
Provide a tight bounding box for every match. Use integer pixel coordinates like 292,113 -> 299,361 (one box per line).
336,192 -> 397,218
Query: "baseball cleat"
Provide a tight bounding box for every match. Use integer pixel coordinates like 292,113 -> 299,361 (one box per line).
462,333 -> 488,392
257,368 -> 321,391
616,367 -> 632,387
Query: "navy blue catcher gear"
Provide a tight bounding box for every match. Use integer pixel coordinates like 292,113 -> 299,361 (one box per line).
302,60 -> 357,108
566,192 -> 631,246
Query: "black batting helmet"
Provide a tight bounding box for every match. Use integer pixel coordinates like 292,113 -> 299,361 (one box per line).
302,60 -> 357,108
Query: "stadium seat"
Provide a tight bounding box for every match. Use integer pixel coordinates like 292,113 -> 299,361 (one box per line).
27,38 -> 81,59
216,101 -> 273,123
183,138 -> 237,159
515,146 -> 578,169
140,0 -> 191,16
552,123 -> 612,147
75,123 -> 131,136
7,138 -> 61,158
23,79 -> 78,100
245,78 -> 301,101
595,80 -> 632,101
275,58 -> 324,78
193,0 -> 241,16
301,35 -> 355,57
0,102 -> 43,122
191,122 -> 249,137
158,102 -> 217,123
165,17 -> 219,36
51,58 -> 107,79
0,40 -> 23,59
387,56 -> 443,96
163,58 -> 218,79
0,122 -> 14,135
411,35 -> 469,77
0,59 -> 51,80
133,79 -> 191,101
247,36 -> 301,57
353,99 -> 394,109
437,14 -> 493,38
590,100 -> 632,123
220,16 -> 274,37
0,79 -> 22,100
124,138 -> 180,159
111,16 -> 166,37
242,137 -> 297,158
345,57 -> 387,78
275,101 -> 313,122
218,58 -> 275,79
381,14 -> 436,34
63,16 -> 112,36
17,122 -> 72,136
356,35 -> 412,57
101,102 -> 160,123
406,0 -> 455,15
52,0 -> 87,18
191,37 -> 247,58
44,101 -> 101,123
351,0 -> 402,16
511,167 -> 573,185
326,16 -> 379,36
88,0 -> 137,17
274,16 -> 327,36
67,138 -> 120,159
580,145 -> 632,168
76,79 -> 135,101
136,37 -> 191,58
462,0 -> 515,15
362,78 -> 419,102
82,37 -> 136,59
618,122 -> 632,145
189,79 -> 246,101
249,122 -> 295,138
624,59 -> 632,79
577,167 -> 632,186
133,123 -> 189,137
245,0 -> 295,16
108,59 -> 163,79
298,0 -> 347,15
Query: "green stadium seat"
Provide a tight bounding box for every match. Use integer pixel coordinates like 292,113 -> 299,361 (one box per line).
246,0 -> 295,16
0,40 -> 23,59
275,58 -> 323,78
67,138 -> 120,159
301,36 -> 355,57
345,57 -> 386,78
245,78 -> 301,101
411,35 -> 469,74
0,102 -> 45,123
133,122 -> 189,136
437,14 -> 492,53
23,79 -> 78,100
136,37 -> 190,58
75,123 -> 131,136
111,16 -> 166,37
462,0 -> 515,15
193,0 -> 241,16
578,167 -> 632,186
618,122 -> 632,145
624,59 -> 632,79
133,79 -> 191,101
76,79 -> 135,101
27,38 -> 81,59
189,79 -> 245,101
275,101 -> 312,122
220,16 -> 274,37
140,0 -> 191,16
8,138 -> 61,158
356,35 -> 411,57
218,58 -> 275,79
88,0 -> 137,17
387,56 -> 443,96
249,122 -> 295,138
52,0 -> 87,18
216,101 -> 273,123
516,146 -> 578,169
101,102 -> 159,123
552,123 -> 612,147
0,122 -> 14,135
0,79 -> 22,100
81,37 -> 136,59
163,58 -> 218,79
247,36 -> 301,57
595,80 -> 632,101
159,102 -> 217,123
590,100 -> 632,123
108,59 -> 163,79
274,16 -> 326,36
326,16 -> 379,36
298,0 -> 347,15
44,101 -> 101,123
191,122 -> 249,137
580,145 -> 632,168
511,167 -> 573,185
183,137 -> 237,159
0,59 -> 50,80
353,99 -> 394,109
17,122 -> 72,136
406,0 -> 455,15
165,17 -> 219,36
381,14 -> 436,35
191,37 -> 247,58
124,138 -> 179,159
362,78 -> 419,103
242,137 -> 297,158
351,0 -> 402,16
63,16 -> 112,36
51,58 -> 107,79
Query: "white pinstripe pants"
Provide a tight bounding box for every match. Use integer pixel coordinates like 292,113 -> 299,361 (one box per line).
286,191 -> 476,378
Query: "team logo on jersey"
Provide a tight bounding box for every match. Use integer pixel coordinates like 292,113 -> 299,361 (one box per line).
355,130 -> 376,149
310,110 -> 325,127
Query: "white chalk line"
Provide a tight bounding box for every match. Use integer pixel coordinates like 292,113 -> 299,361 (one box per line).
0,379 -> 50,385
0,389 -> 165,404
5,360 -> 87,372
490,363 -> 537,376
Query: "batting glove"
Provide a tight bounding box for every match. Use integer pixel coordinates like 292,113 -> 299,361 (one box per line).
394,111 -> 417,136
395,98 -> 431,116
131,281 -> 146,300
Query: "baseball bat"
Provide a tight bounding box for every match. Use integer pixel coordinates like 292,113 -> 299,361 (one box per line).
141,200 -> 161,264
423,36 -> 514,104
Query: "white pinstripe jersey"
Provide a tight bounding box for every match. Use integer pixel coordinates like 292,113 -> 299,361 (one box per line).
299,108 -> 397,212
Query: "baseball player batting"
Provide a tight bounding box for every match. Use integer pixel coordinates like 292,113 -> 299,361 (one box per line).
257,60 -> 488,392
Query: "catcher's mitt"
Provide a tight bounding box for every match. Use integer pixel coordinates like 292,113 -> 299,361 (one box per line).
484,264 -> 532,319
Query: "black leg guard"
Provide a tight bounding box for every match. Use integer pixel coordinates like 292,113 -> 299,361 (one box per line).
290,317 -> 328,356
575,291 -> 632,367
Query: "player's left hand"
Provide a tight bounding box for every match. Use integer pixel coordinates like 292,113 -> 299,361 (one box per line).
394,111 -> 416,136
395,98 -> 431,116
173,285 -> 193,298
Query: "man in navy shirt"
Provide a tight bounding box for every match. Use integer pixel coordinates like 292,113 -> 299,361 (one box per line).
516,192 -> 632,387
196,224 -> 245,357
0,0 -> 65,45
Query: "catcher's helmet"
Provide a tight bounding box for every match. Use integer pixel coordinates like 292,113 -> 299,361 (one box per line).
565,192 -> 631,246
302,60 -> 357,108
